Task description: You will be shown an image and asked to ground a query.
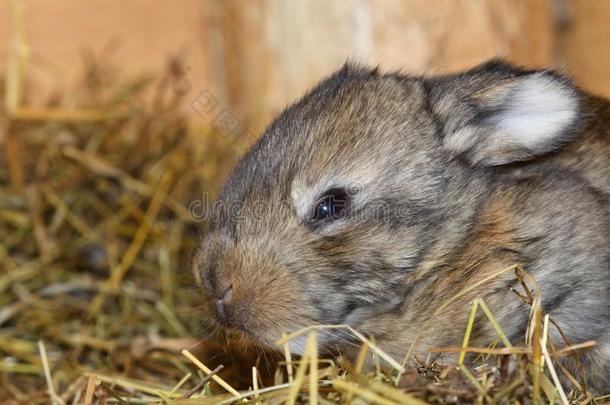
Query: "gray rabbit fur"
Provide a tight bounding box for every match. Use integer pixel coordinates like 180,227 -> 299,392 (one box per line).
193,60 -> 609,392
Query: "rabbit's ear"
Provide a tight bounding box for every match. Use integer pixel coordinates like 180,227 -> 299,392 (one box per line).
429,61 -> 583,166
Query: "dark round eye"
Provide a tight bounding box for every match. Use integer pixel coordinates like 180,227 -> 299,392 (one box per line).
311,188 -> 349,222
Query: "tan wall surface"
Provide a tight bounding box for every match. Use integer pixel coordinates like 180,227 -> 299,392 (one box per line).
564,0 -> 610,97
0,0 -> 212,108
1,0 -> 609,132
209,0 -> 558,131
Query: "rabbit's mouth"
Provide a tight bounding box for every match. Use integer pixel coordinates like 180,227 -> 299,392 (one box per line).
210,307 -> 366,357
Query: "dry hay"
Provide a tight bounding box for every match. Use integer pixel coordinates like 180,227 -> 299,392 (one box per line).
0,18 -> 608,405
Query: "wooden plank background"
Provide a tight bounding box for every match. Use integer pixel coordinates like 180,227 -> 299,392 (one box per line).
1,0 -> 609,134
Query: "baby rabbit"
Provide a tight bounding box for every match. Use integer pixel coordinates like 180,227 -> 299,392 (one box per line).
193,60 -> 609,392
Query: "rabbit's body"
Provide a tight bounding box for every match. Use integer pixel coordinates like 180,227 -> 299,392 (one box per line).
193,61 -> 610,392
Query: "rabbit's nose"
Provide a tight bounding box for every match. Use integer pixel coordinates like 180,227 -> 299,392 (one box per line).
214,284 -> 233,325
217,284 -> 233,305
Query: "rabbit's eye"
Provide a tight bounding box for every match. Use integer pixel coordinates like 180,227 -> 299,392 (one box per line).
311,188 -> 349,222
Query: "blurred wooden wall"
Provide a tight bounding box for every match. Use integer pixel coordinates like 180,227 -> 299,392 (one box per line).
209,0 -> 557,131
562,1 -> 610,98
208,0 -> 610,133
1,0 -> 610,134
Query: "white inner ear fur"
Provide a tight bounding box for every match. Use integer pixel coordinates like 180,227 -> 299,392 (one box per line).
492,72 -> 578,148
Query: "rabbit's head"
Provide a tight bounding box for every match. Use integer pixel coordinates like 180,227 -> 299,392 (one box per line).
193,61 -> 583,353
